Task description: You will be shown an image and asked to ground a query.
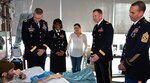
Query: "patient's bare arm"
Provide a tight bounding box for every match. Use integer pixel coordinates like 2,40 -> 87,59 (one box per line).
37,73 -> 62,83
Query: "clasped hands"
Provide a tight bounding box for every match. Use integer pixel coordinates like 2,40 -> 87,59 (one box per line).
37,49 -> 45,56
90,54 -> 99,65
56,50 -> 64,56
118,62 -> 126,72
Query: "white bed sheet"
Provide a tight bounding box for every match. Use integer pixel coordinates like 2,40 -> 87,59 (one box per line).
10,67 -> 69,83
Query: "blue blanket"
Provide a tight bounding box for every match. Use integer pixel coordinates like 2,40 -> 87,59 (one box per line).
30,71 -> 54,83
63,68 -> 96,83
31,68 -> 96,83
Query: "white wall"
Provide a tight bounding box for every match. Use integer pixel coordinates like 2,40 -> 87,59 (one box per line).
32,0 -> 60,31
1,0 -> 150,36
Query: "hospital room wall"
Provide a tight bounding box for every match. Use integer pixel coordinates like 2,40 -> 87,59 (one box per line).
1,0 -> 150,36
32,0 -> 150,33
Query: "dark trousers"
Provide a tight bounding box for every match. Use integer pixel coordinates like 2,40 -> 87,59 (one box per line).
125,76 -> 147,83
71,56 -> 83,73
94,61 -> 112,83
26,53 -> 46,70
50,53 -> 66,73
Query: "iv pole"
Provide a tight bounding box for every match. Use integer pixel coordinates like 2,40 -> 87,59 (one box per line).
0,0 -> 11,59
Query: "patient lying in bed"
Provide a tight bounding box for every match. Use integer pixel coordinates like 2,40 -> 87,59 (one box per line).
11,67 -> 69,83
0,60 -> 95,83
20,67 -> 96,83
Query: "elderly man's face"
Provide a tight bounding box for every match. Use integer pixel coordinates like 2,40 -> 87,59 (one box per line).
5,68 -> 15,81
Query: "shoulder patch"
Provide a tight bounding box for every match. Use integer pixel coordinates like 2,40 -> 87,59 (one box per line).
143,19 -> 148,24
141,32 -> 149,43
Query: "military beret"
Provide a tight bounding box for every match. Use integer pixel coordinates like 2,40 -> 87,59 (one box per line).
0,60 -> 15,75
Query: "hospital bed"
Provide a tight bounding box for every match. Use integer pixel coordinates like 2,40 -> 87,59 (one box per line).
10,66 -> 96,83
10,67 -> 69,83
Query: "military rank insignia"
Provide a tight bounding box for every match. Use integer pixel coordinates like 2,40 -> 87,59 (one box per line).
141,32 -> 149,43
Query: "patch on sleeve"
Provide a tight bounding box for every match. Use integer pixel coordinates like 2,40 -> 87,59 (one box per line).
141,32 -> 149,43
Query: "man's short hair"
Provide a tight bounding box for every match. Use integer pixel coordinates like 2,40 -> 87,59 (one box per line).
0,60 -> 14,76
34,8 -> 43,15
93,8 -> 103,14
131,1 -> 146,13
